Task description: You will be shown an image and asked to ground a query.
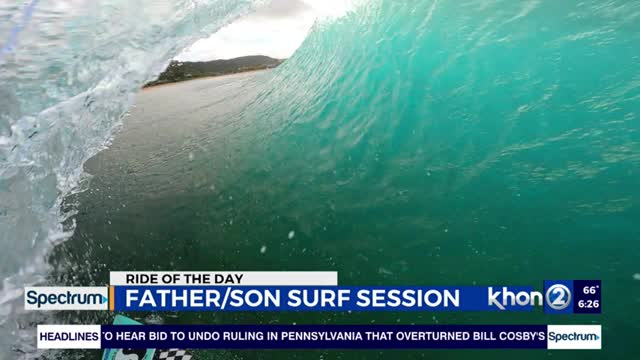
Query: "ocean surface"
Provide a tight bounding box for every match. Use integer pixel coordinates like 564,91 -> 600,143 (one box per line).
1,0 -> 640,358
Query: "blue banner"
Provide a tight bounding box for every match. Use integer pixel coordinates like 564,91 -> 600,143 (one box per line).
113,286 -> 537,312
100,324 -> 548,349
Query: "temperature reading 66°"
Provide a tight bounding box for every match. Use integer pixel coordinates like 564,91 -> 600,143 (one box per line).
578,299 -> 600,308
583,286 -> 599,295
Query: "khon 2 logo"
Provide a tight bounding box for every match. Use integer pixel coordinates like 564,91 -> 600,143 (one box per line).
486,281 -> 574,313
545,284 -> 572,310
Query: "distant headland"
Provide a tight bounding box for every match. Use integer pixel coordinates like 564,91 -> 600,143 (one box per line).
144,55 -> 284,87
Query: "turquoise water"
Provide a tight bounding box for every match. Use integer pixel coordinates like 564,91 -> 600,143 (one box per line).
2,0 -> 640,358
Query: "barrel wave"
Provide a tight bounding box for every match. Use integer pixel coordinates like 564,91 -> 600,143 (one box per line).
2,0 -> 640,358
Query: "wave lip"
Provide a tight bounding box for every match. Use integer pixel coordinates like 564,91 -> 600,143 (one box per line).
0,0 -> 259,357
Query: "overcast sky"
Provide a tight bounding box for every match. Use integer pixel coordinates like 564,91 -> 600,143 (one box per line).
176,0 -> 318,61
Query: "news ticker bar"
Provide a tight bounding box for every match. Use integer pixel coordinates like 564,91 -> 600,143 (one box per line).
25,282 -> 602,313
37,324 -> 602,350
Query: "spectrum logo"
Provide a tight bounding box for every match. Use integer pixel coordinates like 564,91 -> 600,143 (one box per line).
547,325 -> 602,349
24,287 -> 109,311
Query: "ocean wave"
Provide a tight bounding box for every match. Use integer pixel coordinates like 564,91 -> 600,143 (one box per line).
2,0 -> 640,357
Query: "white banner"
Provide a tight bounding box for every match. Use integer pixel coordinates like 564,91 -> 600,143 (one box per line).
110,271 -> 338,286
37,325 -> 101,349
24,287 -> 109,311
547,325 -> 601,349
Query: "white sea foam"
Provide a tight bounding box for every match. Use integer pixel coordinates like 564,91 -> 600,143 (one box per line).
0,1 -> 259,356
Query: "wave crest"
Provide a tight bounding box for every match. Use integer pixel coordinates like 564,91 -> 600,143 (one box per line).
0,0 -> 258,347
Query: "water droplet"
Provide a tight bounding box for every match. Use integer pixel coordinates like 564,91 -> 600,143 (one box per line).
260,245 -> 267,254
144,314 -> 165,324
288,231 -> 295,239
633,273 -> 640,281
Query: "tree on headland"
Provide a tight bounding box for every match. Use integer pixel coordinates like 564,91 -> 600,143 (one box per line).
145,56 -> 284,87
